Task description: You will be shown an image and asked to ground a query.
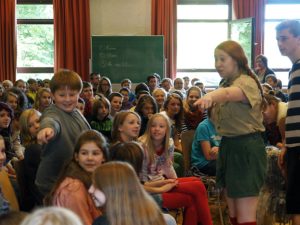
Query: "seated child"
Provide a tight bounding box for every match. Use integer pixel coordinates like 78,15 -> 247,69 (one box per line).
90,95 -> 113,142
91,162 -> 169,225
20,207 -> 83,225
80,81 -> 95,121
45,130 -> 107,225
138,113 -> 213,225
182,86 -> 206,132
19,109 -> 43,210
119,87 -> 133,110
191,117 -> 221,176
76,97 -> 86,116
263,93 -> 287,148
152,88 -> 167,112
120,78 -> 135,103
265,74 -> 287,102
107,92 -> 123,118
34,88 -> 52,113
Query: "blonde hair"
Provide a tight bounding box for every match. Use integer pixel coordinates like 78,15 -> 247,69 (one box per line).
139,113 -> 171,162
152,87 -> 167,98
19,109 -> 41,146
263,93 -> 281,111
93,162 -> 166,225
20,207 -> 83,225
34,88 -> 52,112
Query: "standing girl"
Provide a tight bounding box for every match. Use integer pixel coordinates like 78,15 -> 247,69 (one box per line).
139,113 -> 213,225
194,40 -> 266,225
45,130 -> 108,225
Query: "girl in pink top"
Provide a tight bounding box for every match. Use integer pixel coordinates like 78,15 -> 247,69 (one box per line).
138,113 -> 213,225
45,130 -> 109,225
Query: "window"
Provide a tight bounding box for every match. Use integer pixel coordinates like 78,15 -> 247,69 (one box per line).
264,2 -> 300,86
16,0 -> 54,81
177,2 -> 230,87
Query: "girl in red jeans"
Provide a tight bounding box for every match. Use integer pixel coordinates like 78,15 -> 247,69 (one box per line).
138,113 -> 212,225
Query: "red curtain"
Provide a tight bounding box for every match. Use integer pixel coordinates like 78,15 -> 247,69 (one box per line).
0,0 -> 16,82
233,0 -> 266,57
151,0 -> 177,79
53,0 -> 91,81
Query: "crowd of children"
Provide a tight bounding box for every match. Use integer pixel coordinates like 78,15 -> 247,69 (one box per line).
0,24 -> 296,225
0,69 -> 214,225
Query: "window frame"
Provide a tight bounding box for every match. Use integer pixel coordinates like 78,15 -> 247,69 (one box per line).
264,1 -> 300,84
16,0 -> 54,76
176,0 -> 232,75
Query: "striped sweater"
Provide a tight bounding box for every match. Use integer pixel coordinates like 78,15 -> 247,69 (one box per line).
286,63 -> 300,148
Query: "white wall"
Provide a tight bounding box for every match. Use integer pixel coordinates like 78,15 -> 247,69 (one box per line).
90,0 -> 151,88
90,0 -> 151,35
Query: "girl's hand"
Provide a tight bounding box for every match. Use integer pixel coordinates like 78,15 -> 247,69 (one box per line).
162,179 -> 178,185
210,146 -> 219,159
194,95 -> 213,110
159,181 -> 178,193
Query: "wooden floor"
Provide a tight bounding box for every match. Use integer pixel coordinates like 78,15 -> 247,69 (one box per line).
169,199 -> 229,225
170,200 -> 291,225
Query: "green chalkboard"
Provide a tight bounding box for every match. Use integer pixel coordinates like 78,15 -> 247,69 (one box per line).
92,36 -> 164,83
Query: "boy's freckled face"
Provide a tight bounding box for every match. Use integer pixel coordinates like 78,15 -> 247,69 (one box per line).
52,87 -> 80,113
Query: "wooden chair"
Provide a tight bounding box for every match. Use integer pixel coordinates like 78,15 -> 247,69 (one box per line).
180,129 -> 195,175
181,129 -> 225,225
0,169 -> 19,211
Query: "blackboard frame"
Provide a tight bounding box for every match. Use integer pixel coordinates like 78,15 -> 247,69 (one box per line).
91,35 -> 164,83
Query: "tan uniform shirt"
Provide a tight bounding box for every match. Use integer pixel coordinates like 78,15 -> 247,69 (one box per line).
212,74 -> 265,137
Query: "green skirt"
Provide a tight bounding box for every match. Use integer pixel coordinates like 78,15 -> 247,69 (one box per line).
217,132 -> 267,198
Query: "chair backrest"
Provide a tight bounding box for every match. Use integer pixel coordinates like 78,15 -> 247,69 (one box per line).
0,169 -> 19,211
180,129 -> 195,173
